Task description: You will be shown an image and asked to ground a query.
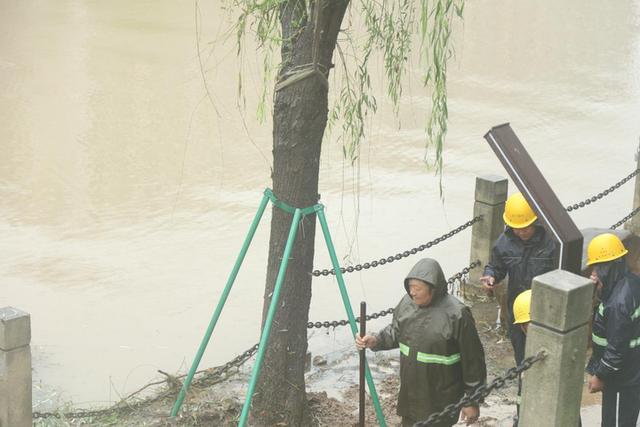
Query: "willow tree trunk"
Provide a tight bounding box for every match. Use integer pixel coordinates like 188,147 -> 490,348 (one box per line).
251,1 -> 349,425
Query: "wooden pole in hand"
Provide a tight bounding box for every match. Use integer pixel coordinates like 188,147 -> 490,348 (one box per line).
359,301 -> 366,427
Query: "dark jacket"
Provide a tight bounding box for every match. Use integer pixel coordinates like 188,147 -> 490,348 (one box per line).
483,225 -> 557,320
587,260 -> 640,388
373,258 -> 487,423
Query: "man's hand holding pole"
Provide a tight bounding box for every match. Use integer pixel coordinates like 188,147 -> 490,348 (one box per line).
480,275 -> 496,297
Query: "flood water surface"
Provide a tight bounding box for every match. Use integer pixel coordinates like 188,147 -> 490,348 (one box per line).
1,0 -> 640,409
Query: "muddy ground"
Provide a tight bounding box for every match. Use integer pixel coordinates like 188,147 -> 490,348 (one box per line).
34,300 -> 602,427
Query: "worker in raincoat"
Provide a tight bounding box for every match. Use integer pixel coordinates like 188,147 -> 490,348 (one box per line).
355,258 -> 487,426
586,233 -> 640,427
511,290 -> 531,426
480,192 -> 557,365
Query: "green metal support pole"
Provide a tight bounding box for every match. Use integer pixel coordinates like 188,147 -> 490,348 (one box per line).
317,208 -> 387,427
170,193 -> 270,417
238,208 -> 303,427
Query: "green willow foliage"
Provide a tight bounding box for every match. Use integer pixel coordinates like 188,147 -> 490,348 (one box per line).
231,0 -> 464,180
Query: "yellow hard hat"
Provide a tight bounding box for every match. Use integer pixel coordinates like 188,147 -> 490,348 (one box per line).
513,290 -> 532,324
586,233 -> 628,266
503,193 -> 537,229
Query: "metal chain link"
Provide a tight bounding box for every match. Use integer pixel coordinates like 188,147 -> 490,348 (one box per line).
312,216 -> 482,277
201,343 -> 259,379
307,261 -> 481,329
33,404 -> 125,421
413,350 -> 547,427
447,260 -> 481,297
610,206 -> 640,230
307,308 -> 395,329
565,168 -> 639,212
32,391 -> 166,420
33,344 -> 260,420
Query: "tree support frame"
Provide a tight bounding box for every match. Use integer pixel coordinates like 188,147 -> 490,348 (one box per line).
170,188 -> 386,427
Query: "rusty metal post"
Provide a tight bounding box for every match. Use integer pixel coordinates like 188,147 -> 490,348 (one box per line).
359,302 -> 366,427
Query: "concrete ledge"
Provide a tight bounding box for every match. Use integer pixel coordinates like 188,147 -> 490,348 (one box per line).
531,270 -> 593,332
0,307 -> 31,351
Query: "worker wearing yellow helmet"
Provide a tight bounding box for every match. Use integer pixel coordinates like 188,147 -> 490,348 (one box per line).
585,233 -> 640,427
512,289 -> 532,334
511,289 -> 532,427
480,192 -> 557,367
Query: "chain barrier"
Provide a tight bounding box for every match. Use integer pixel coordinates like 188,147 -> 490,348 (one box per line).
33,344 -> 260,420
610,206 -> 640,230
447,260 -> 481,297
32,261 -> 481,419
312,216 -> 482,277
32,388 -> 171,421
565,168 -> 639,212
196,343 -> 259,386
413,350 -> 547,427
33,403 -> 129,421
35,170 -> 640,422
307,261 -> 481,329
306,307 -> 394,329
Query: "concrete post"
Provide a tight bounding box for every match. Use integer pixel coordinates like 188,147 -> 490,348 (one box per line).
466,175 -> 508,298
0,307 -> 32,427
624,142 -> 640,235
520,270 -> 592,427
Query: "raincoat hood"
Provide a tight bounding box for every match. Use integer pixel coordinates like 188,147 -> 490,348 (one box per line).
595,257 -> 627,302
404,258 -> 447,300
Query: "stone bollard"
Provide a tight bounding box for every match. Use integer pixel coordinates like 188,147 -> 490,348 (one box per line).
466,175 -> 508,299
624,142 -> 640,235
0,307 -> 32,427
520,270 -> 592,427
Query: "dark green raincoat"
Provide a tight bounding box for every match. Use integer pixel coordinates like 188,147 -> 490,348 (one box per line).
372,258 -> 487,425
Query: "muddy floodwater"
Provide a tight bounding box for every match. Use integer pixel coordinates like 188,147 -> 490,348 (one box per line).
2,0 -> 640,411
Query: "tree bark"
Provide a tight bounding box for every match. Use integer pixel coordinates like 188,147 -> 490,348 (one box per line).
251,1 -> 349,425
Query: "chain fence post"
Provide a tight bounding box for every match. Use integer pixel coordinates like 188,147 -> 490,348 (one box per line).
624,142 -> 640,234
0,307 -> 32,427
466,175 -> 508,300
520,270 -> 592,427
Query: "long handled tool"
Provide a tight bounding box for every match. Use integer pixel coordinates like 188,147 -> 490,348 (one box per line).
359,301 -> 366,427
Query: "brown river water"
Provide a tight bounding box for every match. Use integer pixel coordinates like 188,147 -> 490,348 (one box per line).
1,0 -> 640,409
